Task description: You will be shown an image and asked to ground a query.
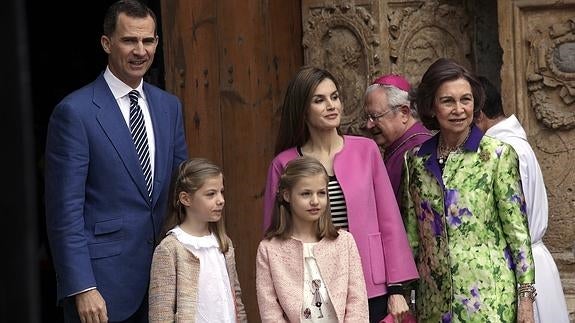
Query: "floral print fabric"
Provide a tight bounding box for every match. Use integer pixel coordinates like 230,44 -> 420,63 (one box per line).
401,131 -> 534,322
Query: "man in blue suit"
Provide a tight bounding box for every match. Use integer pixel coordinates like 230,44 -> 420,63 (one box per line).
45,1 -> 188,322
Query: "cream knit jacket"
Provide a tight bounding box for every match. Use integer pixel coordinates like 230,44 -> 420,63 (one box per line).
149,234 -> 247,322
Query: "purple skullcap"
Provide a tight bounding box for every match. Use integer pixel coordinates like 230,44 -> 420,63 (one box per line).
371,74 -> 411,92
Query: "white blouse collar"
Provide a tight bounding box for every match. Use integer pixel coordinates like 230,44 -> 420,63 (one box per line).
169,226 -> 220,250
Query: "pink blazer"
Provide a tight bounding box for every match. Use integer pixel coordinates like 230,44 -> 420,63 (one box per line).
256,231 -> 368,322
263,135 -> 418,298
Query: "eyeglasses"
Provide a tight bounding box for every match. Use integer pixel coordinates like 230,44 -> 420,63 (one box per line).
366,105 -> 402,123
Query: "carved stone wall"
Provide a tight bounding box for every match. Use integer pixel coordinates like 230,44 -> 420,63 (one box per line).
302,0 -> 473,135
302,0 -> 386,135
387,1 -> 472,87
526,19 -> 575,130
499,1 -> 575,318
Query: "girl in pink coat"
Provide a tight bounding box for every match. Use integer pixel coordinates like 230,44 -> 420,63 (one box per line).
257,157 -> 368,322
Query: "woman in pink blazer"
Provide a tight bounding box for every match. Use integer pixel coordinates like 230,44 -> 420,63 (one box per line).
263,66 -> 418,323
257,157 -> 368,322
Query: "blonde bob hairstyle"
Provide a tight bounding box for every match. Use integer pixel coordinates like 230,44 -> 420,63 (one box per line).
162,158 -> 230,253
264,156 -> 339,240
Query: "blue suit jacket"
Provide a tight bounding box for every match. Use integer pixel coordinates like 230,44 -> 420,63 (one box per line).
45,73 -> 188,321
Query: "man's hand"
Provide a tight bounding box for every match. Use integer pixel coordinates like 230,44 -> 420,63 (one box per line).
75,289 -> 108,323
387,294 -> 410,323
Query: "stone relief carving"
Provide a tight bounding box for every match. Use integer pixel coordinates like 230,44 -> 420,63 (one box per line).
527,18 -> 575,130
302,1 -> 473,135
504,5 -> 575,306
302,1 -> 382,135
387,1 -> 472,87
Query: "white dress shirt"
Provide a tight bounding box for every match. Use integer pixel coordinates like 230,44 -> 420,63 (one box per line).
103,67 -> 156,180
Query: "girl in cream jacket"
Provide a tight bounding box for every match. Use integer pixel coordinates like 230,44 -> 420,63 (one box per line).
149,158 -> 247,322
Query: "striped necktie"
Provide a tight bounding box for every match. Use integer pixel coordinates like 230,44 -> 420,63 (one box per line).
128,90 -> 153,200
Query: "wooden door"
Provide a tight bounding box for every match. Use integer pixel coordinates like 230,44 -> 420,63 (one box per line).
160,1 -> 303,321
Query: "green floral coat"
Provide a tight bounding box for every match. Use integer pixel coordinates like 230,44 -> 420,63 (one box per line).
401,126 -> 534,322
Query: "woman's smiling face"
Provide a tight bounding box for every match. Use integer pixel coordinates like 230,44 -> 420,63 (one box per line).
305,78 -> 342,131
433,78 -> 474,139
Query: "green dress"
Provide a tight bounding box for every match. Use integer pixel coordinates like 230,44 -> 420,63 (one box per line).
401,126 -> 534,322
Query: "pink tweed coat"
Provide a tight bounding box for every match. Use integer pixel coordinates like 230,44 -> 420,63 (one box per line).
256,230 -> 369,323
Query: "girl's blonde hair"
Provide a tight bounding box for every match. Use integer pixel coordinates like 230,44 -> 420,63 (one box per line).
162,158 -> 229,253
265,156 -> 339,240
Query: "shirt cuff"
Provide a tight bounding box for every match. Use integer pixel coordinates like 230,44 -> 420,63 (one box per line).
67,286 -> 97,298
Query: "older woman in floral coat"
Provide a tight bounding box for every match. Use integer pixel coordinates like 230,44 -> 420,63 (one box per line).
401,58 -> 536,322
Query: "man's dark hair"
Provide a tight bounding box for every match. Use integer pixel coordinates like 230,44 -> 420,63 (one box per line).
103,0 -> 157,37
478,76 -> 505,119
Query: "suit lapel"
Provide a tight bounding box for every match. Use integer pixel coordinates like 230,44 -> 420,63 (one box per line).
144,83 -> 169,207
93,76 -> 150,203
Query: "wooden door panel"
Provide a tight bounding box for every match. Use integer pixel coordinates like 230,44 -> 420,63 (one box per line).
161,0 -> 223,163
161,1 -> 302,321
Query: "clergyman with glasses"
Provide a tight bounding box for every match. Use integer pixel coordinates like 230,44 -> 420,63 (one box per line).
364,75 -> 431,204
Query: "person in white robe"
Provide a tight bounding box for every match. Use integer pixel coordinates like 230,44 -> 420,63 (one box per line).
476,76 -> 570,323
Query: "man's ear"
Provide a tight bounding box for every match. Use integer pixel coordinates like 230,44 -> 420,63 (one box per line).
475,111 -> 485,124
179,191 -> 192,207
399,105 -> 411,123
474,111 -> 488,132
101,36 -> 111,54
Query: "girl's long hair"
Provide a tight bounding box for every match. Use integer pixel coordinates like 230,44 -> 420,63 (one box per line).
162,158 -> 229,253
264,156 -> 339,240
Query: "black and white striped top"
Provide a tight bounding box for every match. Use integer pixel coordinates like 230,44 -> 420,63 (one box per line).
328,175 -> 348,230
